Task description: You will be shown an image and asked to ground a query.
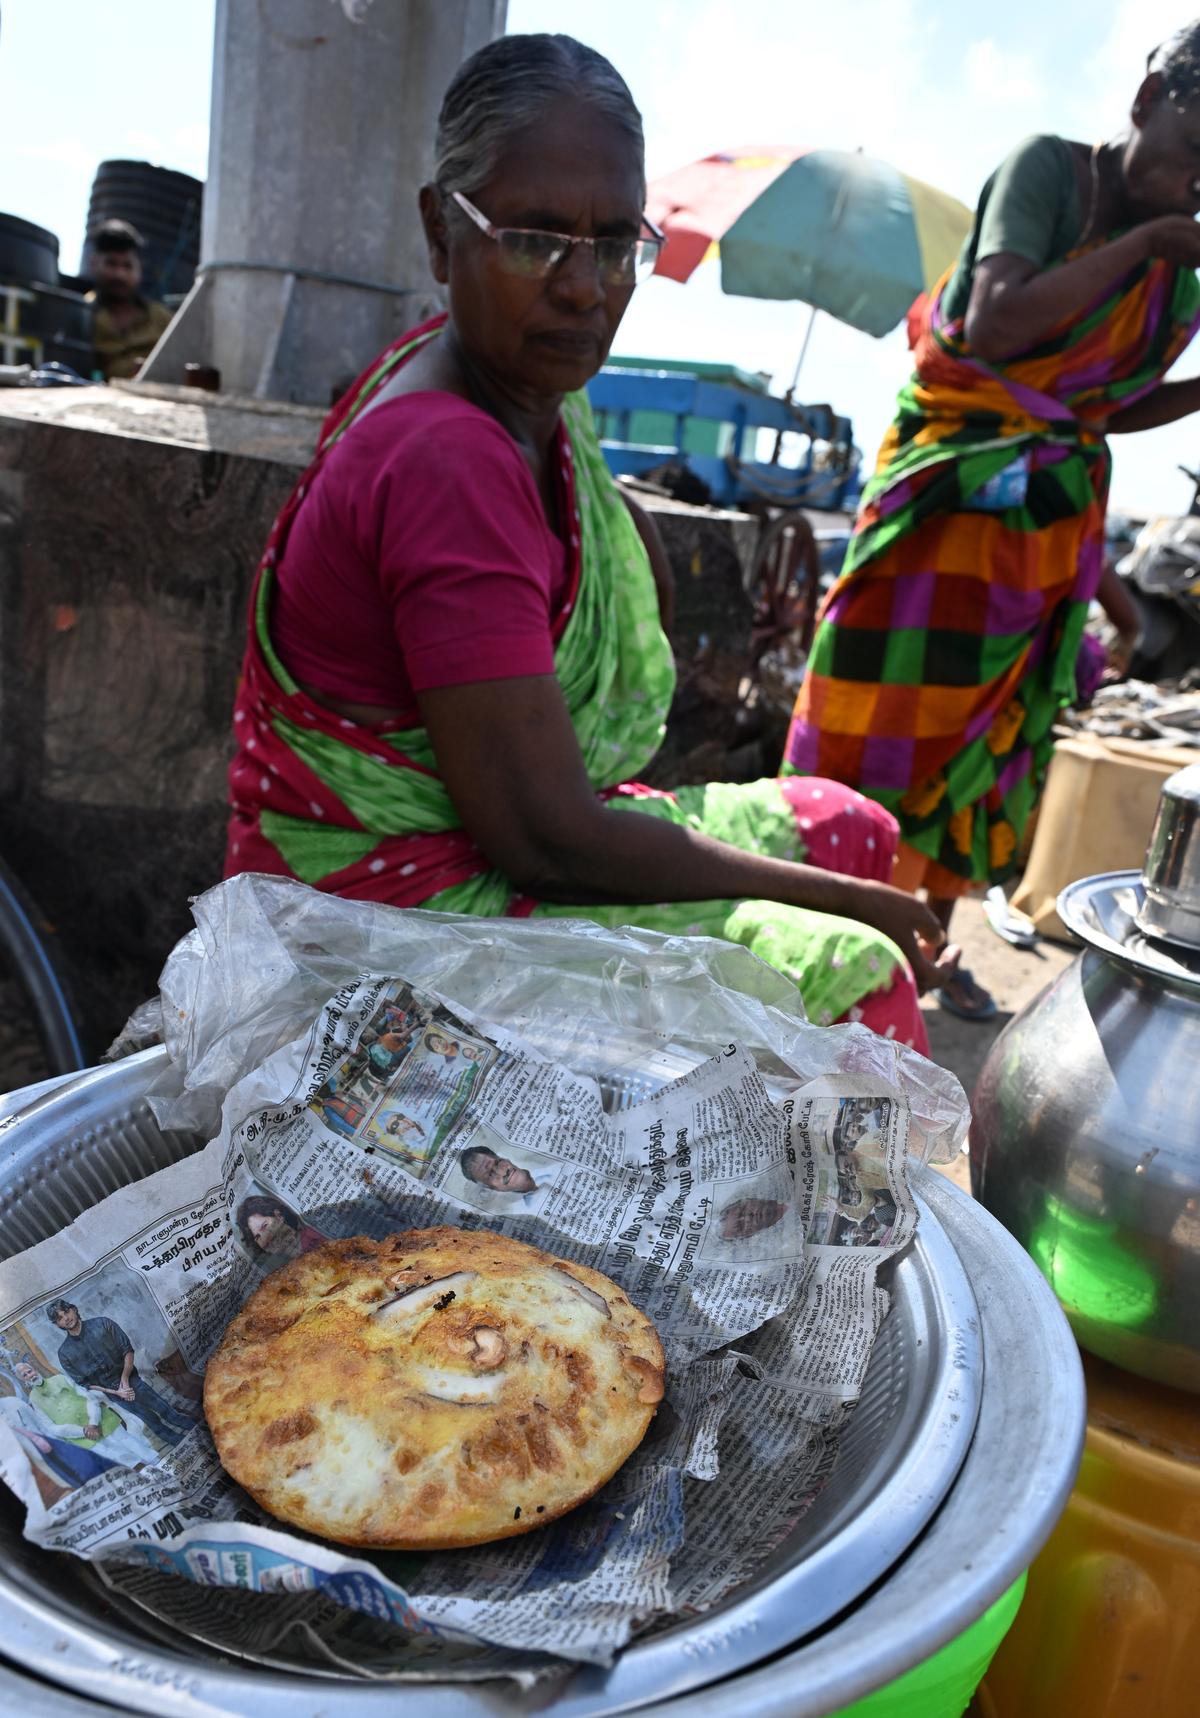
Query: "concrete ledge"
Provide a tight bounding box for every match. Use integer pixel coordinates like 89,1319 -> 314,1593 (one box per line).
0,382 -> 322,465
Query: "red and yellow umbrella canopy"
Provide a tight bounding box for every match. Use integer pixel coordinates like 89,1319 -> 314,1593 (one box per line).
646,145 -> 973,338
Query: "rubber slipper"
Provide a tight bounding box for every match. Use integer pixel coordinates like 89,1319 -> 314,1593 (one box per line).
983,886 -> 1039,949
934,967 -> 998,1022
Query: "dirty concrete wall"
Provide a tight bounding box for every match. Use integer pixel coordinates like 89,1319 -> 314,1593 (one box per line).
0,387 -> 754,1049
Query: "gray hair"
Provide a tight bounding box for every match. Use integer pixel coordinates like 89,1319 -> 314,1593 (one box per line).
433,32 -> 645,200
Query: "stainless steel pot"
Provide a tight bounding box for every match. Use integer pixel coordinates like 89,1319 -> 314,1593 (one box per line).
972,857 -> 1200,1393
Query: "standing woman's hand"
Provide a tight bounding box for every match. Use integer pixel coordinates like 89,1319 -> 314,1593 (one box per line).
1136,215 -> 1200,269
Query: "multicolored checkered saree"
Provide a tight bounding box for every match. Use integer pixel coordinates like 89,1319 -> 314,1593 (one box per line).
785,254 -> 1200,886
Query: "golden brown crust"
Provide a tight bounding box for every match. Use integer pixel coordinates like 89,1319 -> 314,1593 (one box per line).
204,1227 -> 664,1550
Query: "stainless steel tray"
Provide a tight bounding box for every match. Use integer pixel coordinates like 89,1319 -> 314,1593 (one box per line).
0,1048 -> 982,1716
0,1661 -> 129,1716
0,1176 -> 1083,1718
632,1171 -> 1085,1716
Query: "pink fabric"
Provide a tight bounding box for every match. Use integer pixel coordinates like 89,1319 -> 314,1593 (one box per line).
835,971 -> 931,1058
779,777 -> 930,1053
270,392 -> 574,713
778,777 -> 898,880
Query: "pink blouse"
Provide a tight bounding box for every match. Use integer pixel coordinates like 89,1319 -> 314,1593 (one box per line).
270,392 -> 574,717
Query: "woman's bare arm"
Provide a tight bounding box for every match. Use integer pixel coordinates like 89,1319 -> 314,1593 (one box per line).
965,218 -> 1200,362
1104,375 -> 1200,434
1095,561 -> 1140,638
418,673 -> 955,987
1094,561 -> 1143,676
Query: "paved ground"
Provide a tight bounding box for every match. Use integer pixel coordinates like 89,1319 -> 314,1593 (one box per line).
923,896 -> 1075,1194
922,895 -> 1074,1098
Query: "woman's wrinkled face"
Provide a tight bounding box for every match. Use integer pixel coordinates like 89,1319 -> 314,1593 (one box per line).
429,96 -> 645,397
1124,79 -> 1200,217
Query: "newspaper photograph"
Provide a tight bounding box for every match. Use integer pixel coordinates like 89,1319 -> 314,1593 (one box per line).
0,883 -> 968,1681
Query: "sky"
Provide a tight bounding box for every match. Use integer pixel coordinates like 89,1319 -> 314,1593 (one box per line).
1,0 -> 1198,513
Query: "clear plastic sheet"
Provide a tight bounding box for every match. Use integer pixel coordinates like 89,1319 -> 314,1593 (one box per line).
143,873 -> 967,1165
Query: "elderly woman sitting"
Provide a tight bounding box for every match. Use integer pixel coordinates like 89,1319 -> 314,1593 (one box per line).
225,32 -> 957,1053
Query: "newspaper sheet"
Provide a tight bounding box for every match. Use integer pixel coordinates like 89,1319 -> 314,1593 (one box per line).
0,881 -> 967,1680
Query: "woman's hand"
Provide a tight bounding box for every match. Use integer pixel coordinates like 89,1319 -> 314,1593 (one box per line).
839,878 -> 961,993
1105,623 -> 1142,679
1136,215 -> 1200,269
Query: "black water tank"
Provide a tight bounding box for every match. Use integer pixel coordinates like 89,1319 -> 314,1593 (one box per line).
0,213 -> 58,288
85,160 -> 203,299
0,214 -> 91,374
19,283 -> 93,372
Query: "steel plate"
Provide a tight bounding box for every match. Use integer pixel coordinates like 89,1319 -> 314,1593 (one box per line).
0,1661 -> 129,1716
1058,870 -> 1200,996
0,1048 -> 981,1715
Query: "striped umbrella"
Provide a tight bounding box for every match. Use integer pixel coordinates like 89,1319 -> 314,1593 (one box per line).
646,145 -> 973,340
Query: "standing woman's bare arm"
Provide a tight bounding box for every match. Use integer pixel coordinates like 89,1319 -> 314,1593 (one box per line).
966,219 -> 1200,361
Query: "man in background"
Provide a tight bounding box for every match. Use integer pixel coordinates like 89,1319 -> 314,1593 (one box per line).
87,220 -> 171,380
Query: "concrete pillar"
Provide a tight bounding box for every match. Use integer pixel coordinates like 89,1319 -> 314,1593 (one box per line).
142,0 -> 505,404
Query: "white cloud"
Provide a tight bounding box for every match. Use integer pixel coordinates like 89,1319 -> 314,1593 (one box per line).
17,137 -> 96,174
637,0 -> 935,177
964,38 -> 1046,108
117,123 -> 207,177
123,128 -> 166,161
1083,0 -> 1191,127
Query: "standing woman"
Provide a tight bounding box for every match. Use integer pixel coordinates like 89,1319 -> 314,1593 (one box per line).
786,24 -> 1200,1018
225,33 -> 958,1054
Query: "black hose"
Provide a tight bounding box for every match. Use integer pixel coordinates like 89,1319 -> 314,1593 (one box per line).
0,855 -> 88,1075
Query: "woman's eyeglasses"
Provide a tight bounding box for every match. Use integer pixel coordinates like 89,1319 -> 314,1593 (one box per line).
450,191 -> 665,286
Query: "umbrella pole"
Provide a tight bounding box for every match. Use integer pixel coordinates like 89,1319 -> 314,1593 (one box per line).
786,304 -> 820,400
771,304 -> 820,465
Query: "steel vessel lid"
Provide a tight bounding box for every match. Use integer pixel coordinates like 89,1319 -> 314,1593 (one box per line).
1059,870 -> 1200,996
1137,762 -> 1200,949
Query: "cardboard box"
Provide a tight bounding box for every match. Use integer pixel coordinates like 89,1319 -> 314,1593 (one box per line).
1011,735 -> 1197,940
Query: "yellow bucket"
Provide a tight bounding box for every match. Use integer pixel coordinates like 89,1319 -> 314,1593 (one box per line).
979,1353 -> 1200,1716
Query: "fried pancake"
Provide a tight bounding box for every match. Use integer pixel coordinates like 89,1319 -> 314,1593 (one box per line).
204,1227 -> 664,1550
